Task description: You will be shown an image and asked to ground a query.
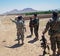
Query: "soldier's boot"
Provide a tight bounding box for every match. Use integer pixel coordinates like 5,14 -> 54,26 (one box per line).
34,37 -> 39,41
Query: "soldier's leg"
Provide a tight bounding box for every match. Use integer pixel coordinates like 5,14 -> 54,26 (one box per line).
30,27 -> 33,36
17,35 -> 20,44
36,26 -> 39,38
17,31 -> 20,44
56,37 -> 60,55
50,37 -> 56,56
34,26 -> 39,39
21,32 -> 24,45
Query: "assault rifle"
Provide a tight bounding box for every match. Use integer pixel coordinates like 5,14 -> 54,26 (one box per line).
40,35 -> 50,56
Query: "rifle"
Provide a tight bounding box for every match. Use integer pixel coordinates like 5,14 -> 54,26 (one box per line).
40,35 -> 50,56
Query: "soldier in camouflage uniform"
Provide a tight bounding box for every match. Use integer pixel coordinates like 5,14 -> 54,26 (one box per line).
42,11 -> 60,56
10,16 -> 26,45
33,14 -> 39,40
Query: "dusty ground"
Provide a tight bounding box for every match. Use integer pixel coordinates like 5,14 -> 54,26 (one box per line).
0,16 -> 52,56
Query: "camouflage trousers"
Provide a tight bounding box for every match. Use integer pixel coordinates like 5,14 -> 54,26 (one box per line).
30,27 -> 33,35
50,34 -> 60,54
17,29 -> 24,41
34,26 -> 39,38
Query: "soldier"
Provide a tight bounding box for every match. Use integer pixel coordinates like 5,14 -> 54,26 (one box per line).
10,16 -> 26,45
29,17 -> 34,37
42,11 -> 60,56
33,14 -> 39,40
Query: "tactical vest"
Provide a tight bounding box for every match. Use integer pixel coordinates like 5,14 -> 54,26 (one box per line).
48,18 -> 60,35
33,18 -> 39,27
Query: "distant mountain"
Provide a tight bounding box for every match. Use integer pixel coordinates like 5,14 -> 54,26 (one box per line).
20,8 -> 37,13
3,9 -> 20,15
3,8 -> 37,15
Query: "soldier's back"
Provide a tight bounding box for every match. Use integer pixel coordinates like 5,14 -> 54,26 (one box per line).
16,20 -> 24,29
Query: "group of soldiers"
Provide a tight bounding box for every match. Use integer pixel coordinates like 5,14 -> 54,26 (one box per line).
10,11 -> 60,56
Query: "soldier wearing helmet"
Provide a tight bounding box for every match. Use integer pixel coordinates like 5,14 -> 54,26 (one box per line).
43,11 -> 60,56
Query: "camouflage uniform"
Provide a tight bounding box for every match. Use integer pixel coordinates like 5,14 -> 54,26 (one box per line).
33,17 -> 39,39
33,18 -> 39,38
10,16 -> 25,44
29,17 -> 34,36
17,19 -> 25,44
43,18 -> 60,56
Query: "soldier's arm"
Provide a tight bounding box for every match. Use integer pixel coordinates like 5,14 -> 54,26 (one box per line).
43,21 -> 50,35
10,18 -> 16,23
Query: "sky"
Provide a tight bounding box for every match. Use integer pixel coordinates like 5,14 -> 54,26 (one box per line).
0,0 -> 60,14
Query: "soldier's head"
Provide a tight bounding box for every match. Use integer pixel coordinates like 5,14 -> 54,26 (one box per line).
18,16 -> 23,20
34,13 -> 37,18
52,10 -> 58,20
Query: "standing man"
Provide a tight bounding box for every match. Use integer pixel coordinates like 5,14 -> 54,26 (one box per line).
33,14 -> 39,40
42,11 -> 60,56
29,17 -> 34,37
10,16 -> 26,45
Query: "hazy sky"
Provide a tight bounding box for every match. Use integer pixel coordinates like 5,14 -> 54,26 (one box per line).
0,0 -> 60,14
